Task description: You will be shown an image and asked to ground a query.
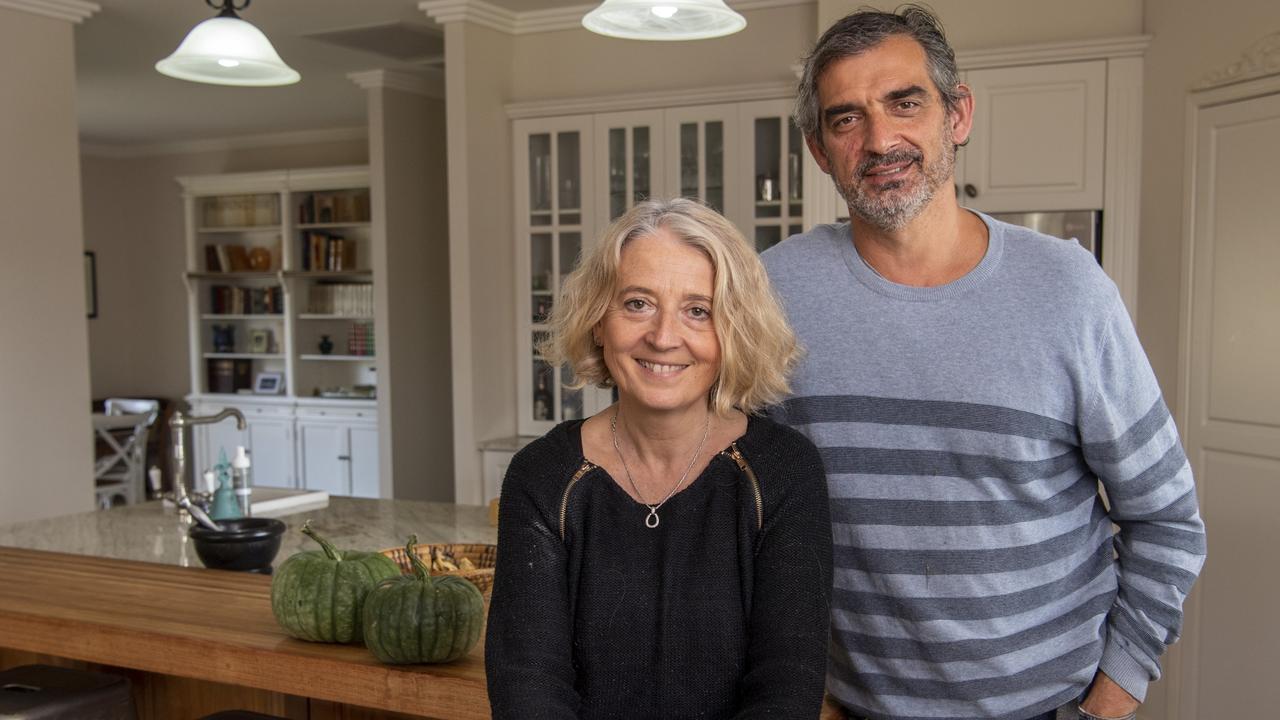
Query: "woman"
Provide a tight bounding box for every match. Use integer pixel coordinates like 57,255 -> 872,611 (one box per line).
486,198 -> 832,719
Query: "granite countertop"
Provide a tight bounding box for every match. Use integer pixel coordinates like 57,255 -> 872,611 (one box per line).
0,497 -> 497,570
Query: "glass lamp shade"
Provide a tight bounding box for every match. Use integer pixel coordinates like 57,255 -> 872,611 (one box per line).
582,0 -> 746,41
156,16 -> 300,87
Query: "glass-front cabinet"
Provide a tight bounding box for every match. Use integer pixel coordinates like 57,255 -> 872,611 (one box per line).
740,100 -> 805,252
515,117 -> 613,436
595,111 -> 664,224
665,104 -> 740,224
511,97 -> 807,436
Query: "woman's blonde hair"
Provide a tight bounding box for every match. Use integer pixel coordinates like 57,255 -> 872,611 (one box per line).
539,198 -> 799,416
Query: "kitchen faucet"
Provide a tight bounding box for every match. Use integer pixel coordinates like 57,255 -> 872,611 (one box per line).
168,408 -> 246,515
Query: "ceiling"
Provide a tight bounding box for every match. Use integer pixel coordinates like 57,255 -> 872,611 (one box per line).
76,0 -> 583,150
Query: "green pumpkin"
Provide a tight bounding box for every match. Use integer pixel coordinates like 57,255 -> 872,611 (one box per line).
362,534 -> 485,664
270,520 -> 401,643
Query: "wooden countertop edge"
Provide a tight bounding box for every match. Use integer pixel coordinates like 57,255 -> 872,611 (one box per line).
0,547 -> 490,719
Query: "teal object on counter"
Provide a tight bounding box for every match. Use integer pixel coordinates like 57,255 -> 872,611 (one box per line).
209,449 -> 242,521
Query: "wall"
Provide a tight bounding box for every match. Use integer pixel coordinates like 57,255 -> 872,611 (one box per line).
0,8 -> 94,523
509,5 -> 816,102
81,135 -> 368,402
367,88 -> 453,501
444,21 -> 515,502
817,0 -> 1142,47
1139,0 -> 1280,401
1138,3 -> 1280,718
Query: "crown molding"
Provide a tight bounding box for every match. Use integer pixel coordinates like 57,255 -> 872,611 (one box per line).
1195,30 -> 1280,90
422,0 -> 813,36
419,0 -> 517,34
81,126 -> 368,160
507,80 -> 794,119
955,35 -> 1151,70
0,0 -> 98,23
348,69 -> 445,99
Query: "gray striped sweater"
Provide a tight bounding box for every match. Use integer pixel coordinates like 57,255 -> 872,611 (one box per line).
761,217 -> 1206,720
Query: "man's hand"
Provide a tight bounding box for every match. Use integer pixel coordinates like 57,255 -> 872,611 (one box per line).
1079,671 -> 1140,719
819,693 -> 846,720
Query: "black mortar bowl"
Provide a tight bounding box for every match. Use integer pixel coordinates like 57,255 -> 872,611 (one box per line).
189,517 -> 287,572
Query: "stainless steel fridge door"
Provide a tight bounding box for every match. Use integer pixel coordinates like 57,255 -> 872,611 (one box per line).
989,210 -> 1101,262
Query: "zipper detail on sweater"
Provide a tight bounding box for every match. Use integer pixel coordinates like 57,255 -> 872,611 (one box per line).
560,460 -> 597,540
723,443 -> 763,531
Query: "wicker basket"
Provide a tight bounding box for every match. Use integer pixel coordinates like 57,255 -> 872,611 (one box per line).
380,543 -> 496,596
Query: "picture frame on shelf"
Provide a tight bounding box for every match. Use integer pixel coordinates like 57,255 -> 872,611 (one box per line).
249,328 -> 272,354
253,372 -> 284,395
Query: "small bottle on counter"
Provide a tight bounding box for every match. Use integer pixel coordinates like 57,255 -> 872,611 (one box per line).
232,446 -> 253,517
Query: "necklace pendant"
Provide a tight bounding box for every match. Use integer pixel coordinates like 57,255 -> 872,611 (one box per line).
645,507 -> 660,529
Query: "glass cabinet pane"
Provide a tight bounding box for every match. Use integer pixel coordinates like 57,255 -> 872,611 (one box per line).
530,233 -> 552,293
705,121 -> 724,212
529,134 -> 551,218
559,232 -> 582,288
557,131 -> 581,224
755,226 -> 782,252
754,117 -> 781,217
788,119 -> 804,216
608,128 -> 626,221
633,127 -> 650,204
680,123 -> 698,198
532,359 -> 554,421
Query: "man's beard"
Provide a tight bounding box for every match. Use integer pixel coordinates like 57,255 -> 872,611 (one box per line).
832,120 -> 956,232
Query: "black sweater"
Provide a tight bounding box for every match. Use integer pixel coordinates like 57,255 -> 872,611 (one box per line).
485,414 -> 833,719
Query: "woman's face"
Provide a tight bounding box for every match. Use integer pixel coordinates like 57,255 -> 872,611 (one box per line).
597,229 -> 721,418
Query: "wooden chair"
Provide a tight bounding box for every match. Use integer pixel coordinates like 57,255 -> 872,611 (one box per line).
93,398 -> 160,508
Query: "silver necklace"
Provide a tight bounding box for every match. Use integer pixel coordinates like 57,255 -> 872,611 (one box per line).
610,407 -> 711,529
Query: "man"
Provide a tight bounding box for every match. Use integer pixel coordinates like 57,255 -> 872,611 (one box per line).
762,6 -> 1206,720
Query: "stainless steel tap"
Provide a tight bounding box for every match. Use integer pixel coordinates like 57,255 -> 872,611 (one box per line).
169,408 -> 246,513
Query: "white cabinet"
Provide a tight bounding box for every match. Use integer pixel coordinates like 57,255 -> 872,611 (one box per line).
958,60 -> 1107,212
179,166 -> 385,497
511,99 -> 804,435
296,405 -> 379,498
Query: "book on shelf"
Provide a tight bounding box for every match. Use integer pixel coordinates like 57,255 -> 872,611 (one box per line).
215,244 -> 231,273
206,358 -> 252,394
348,321 -> 375,356
205,245 -> 223,272
226,245 -> 251,272
210,285 -> 282,315
302,232 -> 357,271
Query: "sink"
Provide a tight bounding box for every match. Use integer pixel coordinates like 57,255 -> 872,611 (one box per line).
250,487 -> 330,518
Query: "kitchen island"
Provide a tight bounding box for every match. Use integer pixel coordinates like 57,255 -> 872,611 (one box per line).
0,498 -> 498,719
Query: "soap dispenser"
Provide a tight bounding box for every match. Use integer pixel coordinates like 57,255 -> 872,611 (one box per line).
209,448 -> 242,521
232,445 -> 253,517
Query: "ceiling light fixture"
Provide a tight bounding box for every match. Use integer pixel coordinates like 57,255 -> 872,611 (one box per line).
582,0 -> 746,41
156,0 -> 300,87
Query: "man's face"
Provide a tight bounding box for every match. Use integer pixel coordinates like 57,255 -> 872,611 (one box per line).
807,35 -> 972,231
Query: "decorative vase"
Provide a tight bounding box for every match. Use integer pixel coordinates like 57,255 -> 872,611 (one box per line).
318,335 -> 334,355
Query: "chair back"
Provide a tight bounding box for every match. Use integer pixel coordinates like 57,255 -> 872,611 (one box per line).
104,398 -> 160,427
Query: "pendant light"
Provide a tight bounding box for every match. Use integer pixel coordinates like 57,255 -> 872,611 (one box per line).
582,0 -> 746,41
156,0 -> 300,87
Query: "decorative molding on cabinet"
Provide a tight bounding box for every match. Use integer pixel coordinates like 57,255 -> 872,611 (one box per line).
956,35 -> 1151,71
348,69 -> 445,99
0,0 -> 98,23
1195,30 -> 1280,90
506,81 -> 795,119
420,0 -> 813,35
81,127 -> 368,160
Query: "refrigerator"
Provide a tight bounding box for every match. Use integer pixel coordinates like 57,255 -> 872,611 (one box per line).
989,210 -> 1102,264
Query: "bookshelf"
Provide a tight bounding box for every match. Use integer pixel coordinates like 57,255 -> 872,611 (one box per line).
177,167 -> 381,497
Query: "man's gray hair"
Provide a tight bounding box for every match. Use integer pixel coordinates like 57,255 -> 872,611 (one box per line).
794,4 -> 967,143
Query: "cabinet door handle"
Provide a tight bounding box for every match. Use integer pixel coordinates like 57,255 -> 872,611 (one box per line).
964,183 -> 978,198
337,455 -> 351,461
